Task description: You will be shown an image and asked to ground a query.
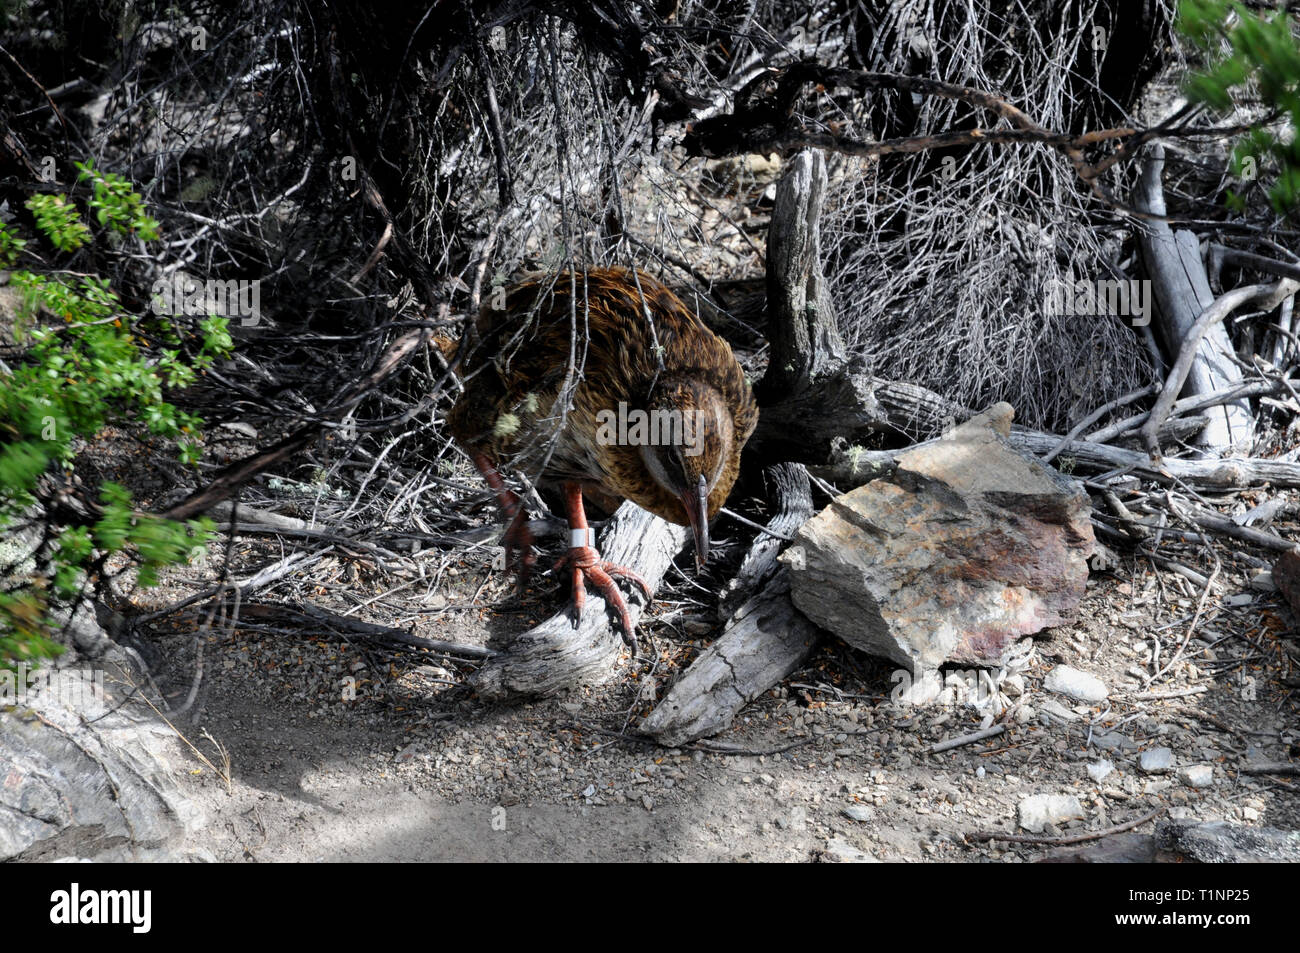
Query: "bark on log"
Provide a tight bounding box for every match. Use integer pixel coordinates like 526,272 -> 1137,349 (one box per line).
758,149 -> 844,402
718,462 -> 813,619
639,571 -> 820,747
469,503 -> 689,699
1136,145 -> 1251,452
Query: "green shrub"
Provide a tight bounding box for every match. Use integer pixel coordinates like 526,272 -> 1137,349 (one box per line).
1178,0 -> 1300,214
0,164 -> 227,672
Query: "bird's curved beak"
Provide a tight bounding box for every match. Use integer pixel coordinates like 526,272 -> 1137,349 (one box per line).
681,474 -> 709,572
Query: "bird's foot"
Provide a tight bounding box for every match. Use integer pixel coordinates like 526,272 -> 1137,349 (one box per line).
502,506 -> 537,592
553,541 -> 652,653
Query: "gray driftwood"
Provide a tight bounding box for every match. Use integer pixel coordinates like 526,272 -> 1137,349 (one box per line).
758,149 -> 843,401
470,503 -> 688,698
639,571 -> 820,746
719,462 -> 813,619
1137,279 -> 1297,458
1136,145 -> 1251,452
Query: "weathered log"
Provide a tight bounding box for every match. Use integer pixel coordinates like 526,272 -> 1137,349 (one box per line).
1008,430 -> 1300,490
1136,145 -> 1251,452
718,462 -> 813,619
469,503 -> 688,699
639,571 -> 820,746
758,149 -> 844,402
809,414 -> 1210,487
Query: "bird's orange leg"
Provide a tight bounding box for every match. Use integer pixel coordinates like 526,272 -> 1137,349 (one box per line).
553,482 -> 651,651
472,452 -> 536,589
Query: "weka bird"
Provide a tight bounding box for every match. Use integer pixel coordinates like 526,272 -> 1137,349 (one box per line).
449,267 -> 758,650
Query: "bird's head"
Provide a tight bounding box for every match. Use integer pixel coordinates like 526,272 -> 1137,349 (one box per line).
638,377 -> 734,572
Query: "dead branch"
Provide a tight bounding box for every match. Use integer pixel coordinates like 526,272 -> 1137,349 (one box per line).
1140,279 -> 1299,459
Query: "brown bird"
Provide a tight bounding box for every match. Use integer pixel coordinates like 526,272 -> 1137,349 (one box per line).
449,267 -> 758,650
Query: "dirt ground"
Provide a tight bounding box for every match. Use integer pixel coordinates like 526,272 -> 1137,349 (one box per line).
125,536 -> 1299,863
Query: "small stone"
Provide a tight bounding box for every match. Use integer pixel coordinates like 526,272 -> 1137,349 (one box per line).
1087,759 -> 1114,782
823,838 -> 880,863
1090,729 -> 1137,752
641,795 -> 654,811
1018,794 -> 1085,833
1043,665 -> 1109,703
1038,698 -> 1078,723
1179,765 -> 1213,788
842,804 -> 875,823
581,784 -> 596,798
1139,747 -> 1174,774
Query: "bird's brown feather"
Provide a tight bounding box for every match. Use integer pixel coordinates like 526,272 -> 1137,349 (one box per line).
449,268 -> 757,525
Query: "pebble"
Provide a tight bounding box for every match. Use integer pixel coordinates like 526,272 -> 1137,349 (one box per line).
1179,765 -> 1214,788
1087,759 -> 1114,782
1043,665 -> 1109,703
824,838 -> 880,863
1038,698 -> 1079,723
1018,794 -> 1085,833
1139,747 -> 1174,774
842,804 -> 876,823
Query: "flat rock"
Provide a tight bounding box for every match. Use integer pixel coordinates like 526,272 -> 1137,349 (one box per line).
1156,820 -> 1300,862
1018,794 -> 1085,833
1036,833 -> 1156,863
1043,665 -> 1108,703
0,665 -> 204,861
1139,747 -> 1174,774
823,838 -> 881,863
1178,764 -> 1214,788
783,404 -> 1093,675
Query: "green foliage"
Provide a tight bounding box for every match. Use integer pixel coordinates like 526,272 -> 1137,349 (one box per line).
1177,0 -> 1300,214
25,194 -> 90,252
76,159 -> 162,241
0,163 -> 225,672
0,221 -> 26,268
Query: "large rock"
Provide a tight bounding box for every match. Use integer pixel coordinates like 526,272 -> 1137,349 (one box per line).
1155,820 -> 1300,863
782,404 -> 1093,676
0,663 -> 205,862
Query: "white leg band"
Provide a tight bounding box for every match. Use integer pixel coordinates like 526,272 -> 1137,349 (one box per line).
570,527 -> 595,549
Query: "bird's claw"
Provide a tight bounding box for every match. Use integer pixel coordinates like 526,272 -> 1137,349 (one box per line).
553,545 -> 651,653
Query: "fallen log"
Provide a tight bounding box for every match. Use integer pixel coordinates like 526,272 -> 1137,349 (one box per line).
718,462 -> 813,619
640,571 -> 820,746
1136,145 -> 1251,452
469,503 -> 688,699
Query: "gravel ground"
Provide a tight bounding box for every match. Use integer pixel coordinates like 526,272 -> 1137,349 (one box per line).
128,553 -> 1299,863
